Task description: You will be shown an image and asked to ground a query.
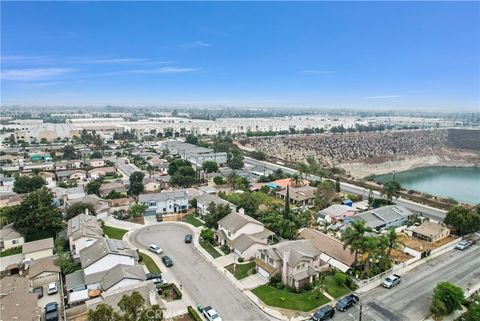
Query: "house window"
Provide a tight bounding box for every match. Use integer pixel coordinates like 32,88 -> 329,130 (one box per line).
149,201 -> 156,207
260,253 -> 266,261
12,240 -> 18,245
268,258 -> 274,265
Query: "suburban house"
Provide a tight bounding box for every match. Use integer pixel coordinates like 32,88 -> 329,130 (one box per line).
88,166 -> 116,179
0,223 -> 25,250
318,204 -> 360,223
196,193 -> 237,216
275,185 -> 317,207
108,197 -> 135,214
139,190 -> 189,216
67,214 -> 103,259
298,228 -> 356,272
350,205 -> 413,231
216,211 -> 274,259
27,257 -> 61,288
22,237 -> 55,261
0,276 -> 41,321
86,158 -> 106,168
66,194 -> 110,219
269,178 -> 310,189
53,186 -> 86,201
98,182 -> 127,197
38,171 -> 56,187
0,193 -> 23,207
56,169 -> 87,181
147,158 -> 169,175
142,177 -> 161,192
80,238 -> 138,276
255,240 -> 324,288
411,221 -> 451,243
54,160 -> 83,170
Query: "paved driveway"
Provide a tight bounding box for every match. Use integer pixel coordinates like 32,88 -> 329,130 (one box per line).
331,244 -> 480,321
130,224 -> 274,321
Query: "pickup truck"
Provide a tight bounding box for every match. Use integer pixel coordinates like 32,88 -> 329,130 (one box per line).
382,274 -> 401,288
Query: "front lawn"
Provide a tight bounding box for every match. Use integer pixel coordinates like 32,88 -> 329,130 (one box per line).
139,252 -> 161,273
102,225 -> 128,240
183,214 -> 204,227
252,285 -> 330,312
225,262 -> 256,280
0,246 -> 22,257
199,240 -> 222,258
324,276 -> 351,298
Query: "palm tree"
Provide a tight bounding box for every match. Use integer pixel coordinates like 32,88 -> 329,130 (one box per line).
289,173 -> 303,188
227,171 -> 238,190
296,162 -> 310,179
386,228 -> 404,258
341,220 -> 372,265
382,181 -> 401,201
361,236 -> 379,272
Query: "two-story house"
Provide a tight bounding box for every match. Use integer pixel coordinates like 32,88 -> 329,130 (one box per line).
67,214 -> 103,259
216,211 -> 274,259
196,193 -> 237,216
138,190 -> 189,216
255,240 -> 324,289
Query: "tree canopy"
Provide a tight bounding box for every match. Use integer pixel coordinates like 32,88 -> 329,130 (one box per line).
202,160 -> 219,173
204,203 -> 231,229
382,181 -> 401,201
444,205 -> 480,236
128,171 -> 145,196
66,203 -> 96,220
12,188 -> 64,241
168,159 -> 192,176
12,175 -> 46,194
62,145 -> 77,160
430,282 -> 465,316
170,166 -> 197,187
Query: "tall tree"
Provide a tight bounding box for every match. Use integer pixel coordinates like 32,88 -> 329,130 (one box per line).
431,282 -> 465,315
13,188 -> 64,241
283,186 -> 290,218
341,220 -> 372,265
128,171 -> 145,196
12,175 -> 46,194
335,177 -> 341,193
62,145 -> 77,160
386,228 -> 404,258
170,166 -> 196,187
382,181 -> 401,201
289,173 -> 303,188
202,160 -> 219,173
444,205 -> 480,236
227,171 -> 238,190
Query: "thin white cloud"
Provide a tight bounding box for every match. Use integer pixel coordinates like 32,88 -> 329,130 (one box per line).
129,67 -> 199,74
1,55 -> 171,66
183,41 -> 212,48
302,70 -> 336,74
363,95 -> 402,99
1,68 -> 76,81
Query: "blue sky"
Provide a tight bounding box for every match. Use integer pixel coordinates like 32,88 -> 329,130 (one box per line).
1,1 -> 479,111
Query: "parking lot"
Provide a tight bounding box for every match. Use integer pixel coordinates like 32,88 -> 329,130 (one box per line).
36,282 -> 63,321
130,223 -> 273,321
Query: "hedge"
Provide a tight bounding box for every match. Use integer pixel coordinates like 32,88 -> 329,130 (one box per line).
187,305 -> 203,321
171,283 -> 182,300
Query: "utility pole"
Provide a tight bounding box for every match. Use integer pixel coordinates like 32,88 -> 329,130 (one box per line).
358,304 -> 362,321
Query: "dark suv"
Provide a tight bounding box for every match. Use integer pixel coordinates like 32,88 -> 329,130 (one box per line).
162,255 -> 173,267
335,294 -> 359,312
312,305 -> 335,321
185,234 -> 193,243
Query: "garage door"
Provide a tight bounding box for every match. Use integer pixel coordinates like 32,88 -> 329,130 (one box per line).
257,267 -> 270,281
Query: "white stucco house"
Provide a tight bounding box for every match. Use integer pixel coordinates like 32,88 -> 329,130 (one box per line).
139,190 -> 189,216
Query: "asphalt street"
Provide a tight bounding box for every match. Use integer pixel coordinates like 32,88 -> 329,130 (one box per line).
130,224 -> 274,321
113,157 -> 141,181
244,157 -> 447,221
331,244 -> 480,321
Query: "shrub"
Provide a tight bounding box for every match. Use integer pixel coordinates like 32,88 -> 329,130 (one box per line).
237,257 -> 244,263
345,276 -> 358,290
430,299 -> 448,317
187,306 -> 203,321
213,176 -> 225,185
171,283 -> 182,300
334,272 -> 347,286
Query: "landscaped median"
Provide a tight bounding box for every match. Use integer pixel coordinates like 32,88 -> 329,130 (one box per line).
139,252 -> 161,273
199,239 -> 222,258
251,284 -> 330,312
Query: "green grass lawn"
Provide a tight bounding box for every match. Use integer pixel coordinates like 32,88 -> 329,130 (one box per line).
324,276 -> 351,298
139,252 -> 161,273
199,240 -> 222,258
183,214 -> 204,227
0,246 -> 22,257
252,285 -> 330,312
102,225 -> 128,240
225,262 -> 256,280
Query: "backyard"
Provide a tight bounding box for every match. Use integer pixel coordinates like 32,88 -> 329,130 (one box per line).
102,225 -> 128,240
225,261 -> 256,280
252,285 -> 329,312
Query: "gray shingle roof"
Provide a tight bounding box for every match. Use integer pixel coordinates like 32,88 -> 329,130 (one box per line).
218,212 -> 263,233
138,190 -> 188,203
262,240 -> 321,266
101,264 -> 146,290
351,205 -> 413,229
22,238 -> 54,254
80,238 -> 138,269
65,270 -> 86,291
67,214 -> 103,241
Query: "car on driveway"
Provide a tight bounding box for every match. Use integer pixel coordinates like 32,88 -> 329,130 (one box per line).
455,240 -> 473,250
33,286 -> 43,298
335,294 -> 359,312
162,255 -> 173,267
185,234 -> 193,243
45,302 -> 58,321
47,282 -> 58,295
146,272 -> 166,285
312,305 -> 335,320
203,305 -> 222,321
148,244 -> 163,254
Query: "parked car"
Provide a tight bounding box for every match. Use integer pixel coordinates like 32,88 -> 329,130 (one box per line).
185,234 -> 193,243
148,244 -> 163,254
33,286 -> 43,298
162,255 -> 173,267
382,274 -> 401,288
47,282 -> 58,295
312,305 -> 335,320
335,294 -> 359,312
455,240 -> 473,250
146,272 -> 166,285
203,305 -> 222,321
45,302 -> 58,321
